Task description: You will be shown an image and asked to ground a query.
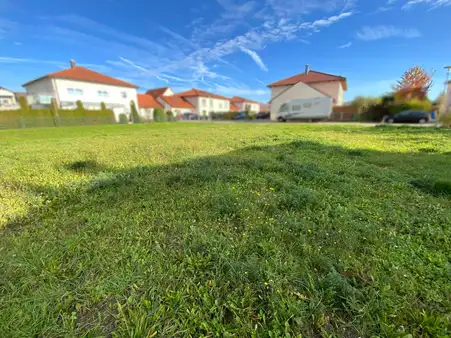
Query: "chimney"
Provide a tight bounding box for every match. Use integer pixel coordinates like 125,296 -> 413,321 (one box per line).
70,59 -> 76,68
305,64 -> 310,75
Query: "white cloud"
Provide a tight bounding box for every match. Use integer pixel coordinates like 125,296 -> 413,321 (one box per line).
402,0 -> 451,9
338,41 -> 352,48
356,26 -> 421,41
373,6 -> 393,13
240,47 -> 268,71
213,84 -> 269,97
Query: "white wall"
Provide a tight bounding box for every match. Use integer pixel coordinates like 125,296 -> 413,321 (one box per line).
25,78 -> 139,121
24,78 -> 56,105
140,108 -> 155,121
270,85 -> 291,99
55,79 -> 138,109
0,88 -> 16,106
183,96 -> 230,116
310,81 -> 344,106
270,81 -> 326,120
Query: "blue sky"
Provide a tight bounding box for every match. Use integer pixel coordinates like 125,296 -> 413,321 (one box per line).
0,0 -> 450,102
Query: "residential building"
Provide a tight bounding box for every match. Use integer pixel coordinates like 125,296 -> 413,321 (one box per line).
267,64 -> 347,120
143,87 -> 231,118
22,60 -> 139,121
146,87 -> 174,98
137,94 -> 163,121
175,89 -> 230,117
157,95 -> 195,117
0,86 -> 18,109
230,96 -> 260,113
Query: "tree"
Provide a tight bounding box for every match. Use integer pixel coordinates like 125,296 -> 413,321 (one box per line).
76,100 -> 84,111
153,108 -> 164,122
393,66 -> 434,93
18,96 -> 29,112
130,100 -> 141,123
100,102 -> 107,111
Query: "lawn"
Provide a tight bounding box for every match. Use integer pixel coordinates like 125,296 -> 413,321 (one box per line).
0,123 -> 450,337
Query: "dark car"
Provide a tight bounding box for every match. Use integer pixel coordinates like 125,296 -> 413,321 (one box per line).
256,112 -> 270,120
234,112 -> 247,120
182,113 -> 198,120
383,110 -> 430,124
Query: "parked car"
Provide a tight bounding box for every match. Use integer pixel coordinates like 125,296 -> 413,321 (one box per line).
256,112 -> 270,119
182,113 -> 198,120
234,112 -> 247,120
383,110 -> 430,124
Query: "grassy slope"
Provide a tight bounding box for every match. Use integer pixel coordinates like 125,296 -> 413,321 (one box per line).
0,123 -> 450,337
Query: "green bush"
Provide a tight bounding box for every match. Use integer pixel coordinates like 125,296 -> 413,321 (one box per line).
76,100 -> 84,111
153,108 -> 165,122
119,114 -> 129,124
222,111 -> 241,120
246,111 -> 257,120
439,113 -> 451,128
0,105 -> 115,129
100,102 -> 107,111
18,96 -> 29,112
389,98 -> 433,115
166,111 -> 174,122
130,100 -> 141,123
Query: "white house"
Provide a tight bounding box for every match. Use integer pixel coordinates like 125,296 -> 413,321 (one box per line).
0,86 -> 18,109
137,94 -> 163,121
22,61 -> 139,120
230,96 -> 260,113
144,87 -> 231,118
267,65 -> 347,121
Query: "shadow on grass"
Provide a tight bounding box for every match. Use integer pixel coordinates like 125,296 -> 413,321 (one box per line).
1,140 -> 451,337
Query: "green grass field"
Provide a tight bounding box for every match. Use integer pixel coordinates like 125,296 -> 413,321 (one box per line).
1,123 -> 450,337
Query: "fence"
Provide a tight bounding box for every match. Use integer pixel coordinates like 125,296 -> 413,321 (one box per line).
0,108 -> 116,130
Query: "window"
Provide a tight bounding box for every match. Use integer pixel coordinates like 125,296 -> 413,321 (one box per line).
67,88 -> 83,96
303,102 -> 312,108
279,104 -> 289,113
219,102 -> 222,109
97,90 -> 109,97
209,99 -> 213,107
202,99 -> 207,106
292,104 -> 301,112
121,91 -> 127,99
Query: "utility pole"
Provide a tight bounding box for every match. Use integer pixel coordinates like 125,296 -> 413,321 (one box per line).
444,66 -> 451,113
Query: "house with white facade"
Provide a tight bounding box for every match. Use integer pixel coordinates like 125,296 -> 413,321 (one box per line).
143,87 -> 231,118
0,86 -> 18,109
230,96 -> 260,113
137,94 -> 163,121
267,65 -> 347,121
22,61 -> 139,120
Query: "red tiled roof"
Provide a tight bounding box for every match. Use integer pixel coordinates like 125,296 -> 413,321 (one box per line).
267,70 -> 347,91
230,103 -> 240,112
159,95 -> 195,109
146,87 -> 171,98
231,96 -> 260,104
23,66 -> 138,88
137,94 -> 163,109
177,88 -> 229,100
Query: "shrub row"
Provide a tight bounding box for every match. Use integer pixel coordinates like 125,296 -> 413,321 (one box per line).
358,98 -> 433,122
0,103 -> 115,129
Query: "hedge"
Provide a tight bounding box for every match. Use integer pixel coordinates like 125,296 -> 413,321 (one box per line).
0,106 -> 115,130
